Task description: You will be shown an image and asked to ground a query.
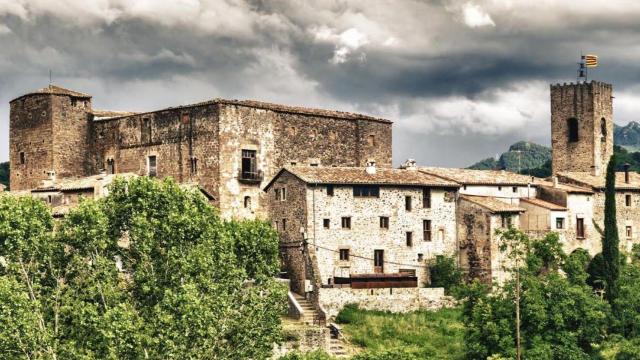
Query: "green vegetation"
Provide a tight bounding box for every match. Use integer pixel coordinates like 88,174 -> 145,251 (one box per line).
428,255 -> 463,295
468,141 -> 551,175
0,177 -> 286,359
0,161 -> 8,189
603,154 -> 621,309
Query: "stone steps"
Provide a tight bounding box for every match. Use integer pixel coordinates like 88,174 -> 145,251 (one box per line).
329,338 -> 348,357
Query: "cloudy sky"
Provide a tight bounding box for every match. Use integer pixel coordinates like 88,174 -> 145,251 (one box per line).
1,0 -> 640,166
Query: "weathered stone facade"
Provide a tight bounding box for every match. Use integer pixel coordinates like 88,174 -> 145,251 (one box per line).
10,86 -> 392,219
551,81 -> 613,176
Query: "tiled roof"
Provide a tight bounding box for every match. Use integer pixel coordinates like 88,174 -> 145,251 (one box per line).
264,166 -> 459,191
520,197 -> 567,211
92,109 -> 139,119
557,171 -> 640,191
93,98 -> 391,123
419,167 -> 542,186
460,195 -> 525,213
536,181 -> 594,194
11,85 -> 91,102
31,173 -> 137,192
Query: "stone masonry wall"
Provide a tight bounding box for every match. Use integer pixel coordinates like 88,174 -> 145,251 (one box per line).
593,191 -> 640,254
319,287 -> 455,319
9,94 -> 54,190
551,82 -> 613,176
306,184 -> 458,287
51,95 -> 93,179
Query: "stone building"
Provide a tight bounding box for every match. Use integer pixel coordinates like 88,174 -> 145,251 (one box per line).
264,163 -> 459,300
9,85 -> 392,219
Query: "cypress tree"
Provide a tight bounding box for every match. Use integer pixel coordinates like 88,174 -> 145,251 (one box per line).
603,154 -> 620,307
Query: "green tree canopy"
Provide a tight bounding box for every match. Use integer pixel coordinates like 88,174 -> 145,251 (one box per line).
0,177 -> 286,359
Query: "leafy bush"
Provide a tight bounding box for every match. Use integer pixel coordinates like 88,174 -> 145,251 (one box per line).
428,255 -> 463,294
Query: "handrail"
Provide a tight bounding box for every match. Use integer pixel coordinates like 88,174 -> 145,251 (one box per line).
287,291 -> 304,320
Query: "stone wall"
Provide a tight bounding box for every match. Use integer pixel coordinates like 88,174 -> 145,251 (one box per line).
318,287 -> 454,319
306,184 -> 458,286
9,94 -> 54,190
551,81 -> 613,176
593,191 -> 640,254
51,95 -> 93,179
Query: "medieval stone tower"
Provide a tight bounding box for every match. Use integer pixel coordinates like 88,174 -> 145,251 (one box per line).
9,86 -> 94,190
550,81 -> 613,177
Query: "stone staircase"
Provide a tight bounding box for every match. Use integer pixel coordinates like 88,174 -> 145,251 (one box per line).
329,337 -> 348,357
292,293 -> 319,326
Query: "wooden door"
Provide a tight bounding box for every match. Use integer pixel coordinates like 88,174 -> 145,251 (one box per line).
374,250 -> 384,274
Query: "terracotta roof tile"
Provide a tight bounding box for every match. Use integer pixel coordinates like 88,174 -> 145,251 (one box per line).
558,171 -> 640,190
460,195 -> 525,213
11,85 -> 91,102
419,167 -> 542,186
31,173 -> 138,192
520,197 -> 567,211
92,109 -> 139,119
264,166 -> 459,191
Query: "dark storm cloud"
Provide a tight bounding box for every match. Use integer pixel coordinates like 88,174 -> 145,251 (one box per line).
1,0 -> 640,167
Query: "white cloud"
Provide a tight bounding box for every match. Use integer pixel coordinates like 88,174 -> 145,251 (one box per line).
312,26 -> 369,64
0,24 -> 10,35
462,2 -> 495,28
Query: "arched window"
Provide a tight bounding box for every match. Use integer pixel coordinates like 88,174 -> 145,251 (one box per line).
567,118 -> 579,142
244,196 -> 251,209
601,118 -> 607,142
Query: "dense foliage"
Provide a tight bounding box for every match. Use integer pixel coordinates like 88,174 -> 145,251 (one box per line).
428,255 -> 463,294
468,141 -> 551,174
603,154 -> 621,309
0,177 -> 286,359
463,230 -> 611,359
0,161 -> 8,189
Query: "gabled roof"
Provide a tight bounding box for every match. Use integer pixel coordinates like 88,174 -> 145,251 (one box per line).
93,98 -> 391,123
558,171 -> 640,191
11,85 -> 91,102
520,197 -> 567,211
536,181 -> 594,194
263,166 -> 459,191
31,173 -> 137,192
460,195 -> 525,213
419,167 -> 542,186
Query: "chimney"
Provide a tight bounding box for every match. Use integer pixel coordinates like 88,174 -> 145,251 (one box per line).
624,163 -> 631,184
365,160 -> 377,175
401,159 -> 417,170
553,176 -> 558,188
41,170 -> 57,188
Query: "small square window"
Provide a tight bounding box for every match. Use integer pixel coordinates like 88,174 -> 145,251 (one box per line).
512,186 -> 518,193
327,185 -> 334,196
556,218 -> 565,229
323,219 -> 330,229
380,216 -> 389,229
498,186 -> 503,191
406,232 -> 413,247
339,249 -> 350,261
626,194 -> 632,207
417,253 -> 424,262
341,217 -> 351,229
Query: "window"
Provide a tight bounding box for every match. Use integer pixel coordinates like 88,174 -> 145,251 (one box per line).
326,185 -> 334,196
568,118 -> 579,142
323,219 -> 330,229
190,157 -> 198,175
501,214 -> 512,228
374,250 -> 384,273
241,149 -> 257,179
423,188 -> 431,208
341,217 -> 351,229
339,249 -> 350,261
556,218 -> 565,229
274,188 -> 281,200
417,253 -> 424,262
601,118 -> 607,141
141,118 -> 152,143
512,186 -> 518,193
406,232 -> 413,247
438,229 -> 445,241
576,218 -> 585,238
353,185 -> 379,197
423,220 -> 432,241
274,220 -> 279,231
106,159 -> 115,174
244,196 -> 251,209
626,194 -> 632,207
380,216 -> 389,229
498,186 -> 502,191
147,155 -> 157,177
367,134 -> 375,146
19,151 -> 25,165
181,113 -> 190,124
281,219 -> 287,231
405,196 -> 412,211
281,188 -> 287,201
627,226 -> 633,239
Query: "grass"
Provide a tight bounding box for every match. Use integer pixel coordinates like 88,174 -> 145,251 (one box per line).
335,304 -> 465,360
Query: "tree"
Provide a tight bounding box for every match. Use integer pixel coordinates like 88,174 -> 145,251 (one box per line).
603,154 -> 621,309
428,255 -> 463,295
0,177 -> 287,359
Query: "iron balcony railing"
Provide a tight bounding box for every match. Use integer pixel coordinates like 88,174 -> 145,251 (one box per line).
238,169 -> 263,183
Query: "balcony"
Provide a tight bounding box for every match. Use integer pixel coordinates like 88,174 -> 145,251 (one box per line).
238,169 -> 263,184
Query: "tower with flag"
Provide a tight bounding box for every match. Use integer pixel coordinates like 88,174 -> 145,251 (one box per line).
578,54 -> 598,81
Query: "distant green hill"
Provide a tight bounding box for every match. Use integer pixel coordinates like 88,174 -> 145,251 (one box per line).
468,141 -> 551,176
0,162 -> 8,189
614,121 -> 640,152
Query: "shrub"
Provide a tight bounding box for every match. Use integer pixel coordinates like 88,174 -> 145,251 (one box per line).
428,255 -> 463,294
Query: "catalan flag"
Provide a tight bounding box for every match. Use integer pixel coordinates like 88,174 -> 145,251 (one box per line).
584,54 -> 598,68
